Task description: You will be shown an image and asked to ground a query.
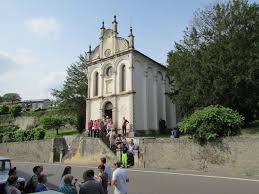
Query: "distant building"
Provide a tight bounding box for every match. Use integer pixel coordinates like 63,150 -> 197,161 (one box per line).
85,16 -> 176,134
22,99 -> 51,111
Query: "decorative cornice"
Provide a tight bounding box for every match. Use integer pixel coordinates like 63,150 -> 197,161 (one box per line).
88,91 -> 135,100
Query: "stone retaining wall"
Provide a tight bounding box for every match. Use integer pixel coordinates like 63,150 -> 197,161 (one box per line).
136,136 -> 259,176
0,139 -> 53,163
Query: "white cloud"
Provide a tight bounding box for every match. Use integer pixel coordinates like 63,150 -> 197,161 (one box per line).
0,49 -> 65,100
24,17 -> 60,39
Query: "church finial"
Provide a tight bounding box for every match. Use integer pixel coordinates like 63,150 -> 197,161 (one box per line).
113,15 -> 117,23
88,45 -> 91,53
100,20 -> 105,39
101,21 -> 105,29
128,26 -> 134,49
112,15 -> 118,35
129,26 -> 133,36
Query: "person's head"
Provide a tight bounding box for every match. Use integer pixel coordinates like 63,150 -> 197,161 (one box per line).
63,174 -> 74,185
100,157 -> 106,164
98,164 -> 105,173
118,134 -> 121,138
83,170 -> 94,181
33,166 -> 41,175
7,176 -> 18,186
8,167 -> 17,176
62,166 -> 72,177
123,117 -> 125,120
38,174 -> 47,184
114,161 -> 121,169
39,166 -> 43,174
106,116 -> 109,119
129,139 -> 134,145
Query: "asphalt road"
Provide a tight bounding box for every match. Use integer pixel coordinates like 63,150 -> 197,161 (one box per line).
14,162 -> 259,194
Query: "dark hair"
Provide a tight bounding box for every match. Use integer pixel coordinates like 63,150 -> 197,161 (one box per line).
114,161 -> 121,168
33,166 -> 40,173
98,164 -> 105,171
86,170 -> 94,178
8,167 -> 16,176
38,174 -> 47,183
100,157 -> 106,164
7,176 -> 18,185
61,166 -> 72,178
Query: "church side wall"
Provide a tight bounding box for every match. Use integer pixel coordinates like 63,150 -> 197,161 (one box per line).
133,62 -> 146,131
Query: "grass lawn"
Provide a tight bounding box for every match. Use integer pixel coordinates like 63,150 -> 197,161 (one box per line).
241,120 -> 259,136
45,128 -> 79,139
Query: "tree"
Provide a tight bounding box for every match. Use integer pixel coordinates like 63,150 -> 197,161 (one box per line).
41,116 -> 63,135
52,53 -> 88,132
0,105 -> 9,115
10,105 -> 22,117
167,0 -> 259,122
2,93 -> 21,103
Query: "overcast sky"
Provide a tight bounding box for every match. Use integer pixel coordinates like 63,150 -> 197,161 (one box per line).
0,0 -> 258,100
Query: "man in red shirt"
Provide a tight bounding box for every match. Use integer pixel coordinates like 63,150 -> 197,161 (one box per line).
122,117 -> 129,137
88,120 -> 93,137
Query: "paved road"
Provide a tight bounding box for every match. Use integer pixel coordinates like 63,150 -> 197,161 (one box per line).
14,162 -> 259,194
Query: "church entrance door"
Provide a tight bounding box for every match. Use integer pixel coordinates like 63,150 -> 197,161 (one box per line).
104,102 -> 113,120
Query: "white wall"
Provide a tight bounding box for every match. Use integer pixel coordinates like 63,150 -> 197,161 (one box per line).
116,95 -> 132,129
133,62 -> 145,130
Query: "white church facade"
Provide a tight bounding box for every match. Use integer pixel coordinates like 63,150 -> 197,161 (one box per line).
85,16 -> 176,134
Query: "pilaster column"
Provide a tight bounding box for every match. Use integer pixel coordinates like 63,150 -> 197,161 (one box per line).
100,73 -> 104,96
143,71 -> 148,130
113,70 -> 116,95
162,80 -> 167,120
153,76 -> 158,130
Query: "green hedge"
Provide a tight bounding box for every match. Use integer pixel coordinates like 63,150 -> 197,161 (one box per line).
178,105 -> 244,143
0,127 -> 45,142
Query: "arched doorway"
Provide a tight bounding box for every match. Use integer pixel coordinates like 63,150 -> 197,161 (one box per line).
104,102 -> 113,120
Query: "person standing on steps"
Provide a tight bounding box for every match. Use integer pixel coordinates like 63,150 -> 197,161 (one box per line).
122,117 -> 129,137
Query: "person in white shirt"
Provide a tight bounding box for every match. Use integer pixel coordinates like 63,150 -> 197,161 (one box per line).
112,161 -> 129,194
100,157 -> 112,185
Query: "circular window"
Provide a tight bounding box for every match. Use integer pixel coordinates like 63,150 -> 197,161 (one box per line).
106,66 -> 113,76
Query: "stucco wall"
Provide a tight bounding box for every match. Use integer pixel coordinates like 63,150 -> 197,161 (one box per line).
0,136 -> 116,165
137,136 -> 259,176
64,136 -> 116,165
0,139 -> 53,163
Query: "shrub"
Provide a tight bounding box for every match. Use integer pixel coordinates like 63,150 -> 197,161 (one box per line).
0,105 -> 10,115
33,127 -> 45,140
40,116 -> 63,135
178,105 -> 244,143
10,105 -> 22,117
0,125 -> 18,134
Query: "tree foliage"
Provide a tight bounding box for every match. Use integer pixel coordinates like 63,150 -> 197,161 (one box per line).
167,0 -> 259,122
2,93 -> 21,103
40,116 -> 63,135
52,54 -> 88,132
10,105 -> 22,117
178,105 -> 244,143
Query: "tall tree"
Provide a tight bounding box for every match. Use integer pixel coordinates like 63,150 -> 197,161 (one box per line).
167,0 -> 259,122
52,53 -> 88,132
2,93 -> 21,103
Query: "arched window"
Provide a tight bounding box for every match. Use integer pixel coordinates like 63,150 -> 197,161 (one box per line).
106,66 -> 113,77
94,72 -> 99,96
121,64 -> 126,91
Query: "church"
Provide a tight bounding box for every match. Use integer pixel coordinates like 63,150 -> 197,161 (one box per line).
85,16 -> 176,135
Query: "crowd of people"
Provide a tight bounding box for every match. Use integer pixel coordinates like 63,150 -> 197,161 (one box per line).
4,157 -> 129,194
87,116 -> 129,139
